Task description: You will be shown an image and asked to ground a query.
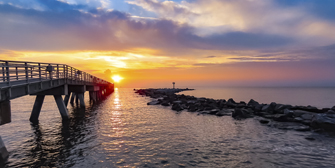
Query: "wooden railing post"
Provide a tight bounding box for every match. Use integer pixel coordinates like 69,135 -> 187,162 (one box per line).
56,64 -> 59,79
2,63 -> 5,82
63,65 -> 66,79
16,66 -> 18,80
25,62 -> 28,83
5,61 -> 9,85
38,63 -> 41,80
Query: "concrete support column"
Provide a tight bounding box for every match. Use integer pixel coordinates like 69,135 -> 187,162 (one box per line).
75,93 -> 79,105
70,92 -> 75,104
64,94 -> 70,107
77,93 -> 85,107
0,100 -> 11,125
89,91 -> 96,103
54,95 -> 69,120
96,91 -> 100,101
0,136 -> 9,162
29,95 -> 45,122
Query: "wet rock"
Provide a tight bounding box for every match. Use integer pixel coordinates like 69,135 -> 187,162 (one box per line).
291,105 -> 321,113
311,113 -> 335,131
161,160 -> 169,164
284,109 -> 294,116
161,102 -> 170,106
254,104 -> 264,112
262,102 -> 276,113
232,108 -> 253,119
173,101 -> 182,104
263,114 -> 275,119
216,109 -> 233,116
301,120 -> 311,126
293,110 -> 310,117
326,110 -> 335,114
322,108 -> 331,113
172,103 -> 183,111
295,126 -> 311,132
274,104 -> 292,114
226,98 -> 237,108
273,114 -> 290,122
301,113 -> 314,120
247,99 -> 259,107
305,137 -> 316,141
208,109 -> 220,115
259,119 -> 270,124
269,122 -> 310,131
147,100 -> 160,105
294,117 -> 303,122
188,104 -> 198,112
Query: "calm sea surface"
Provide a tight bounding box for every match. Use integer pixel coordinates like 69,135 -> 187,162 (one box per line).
179,87 -> 335,108
1,88 -> 335,167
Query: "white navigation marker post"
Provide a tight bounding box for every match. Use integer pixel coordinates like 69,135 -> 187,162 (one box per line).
173,82 -> 175,89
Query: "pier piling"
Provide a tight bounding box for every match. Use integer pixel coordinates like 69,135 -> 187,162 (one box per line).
29,95 -> 45,122
0,136 -> 9,162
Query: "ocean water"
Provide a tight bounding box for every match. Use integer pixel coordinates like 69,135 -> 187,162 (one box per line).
1,88 -> 335,167
179,87 -> 335,108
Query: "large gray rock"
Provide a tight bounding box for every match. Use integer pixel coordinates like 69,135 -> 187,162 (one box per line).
311,114 -> 335,131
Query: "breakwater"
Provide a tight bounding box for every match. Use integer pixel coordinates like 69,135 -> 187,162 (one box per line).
135,88 -> 335,133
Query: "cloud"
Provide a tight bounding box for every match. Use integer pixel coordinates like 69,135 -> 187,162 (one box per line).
1,0 -> 335,69
128,0 -> 335,46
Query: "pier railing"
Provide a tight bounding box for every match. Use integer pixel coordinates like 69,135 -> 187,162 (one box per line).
0,60 -> 111,88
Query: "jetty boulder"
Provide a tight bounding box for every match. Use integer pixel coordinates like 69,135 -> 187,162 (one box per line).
172,103 -> 183,111
232,108 -> 253,119
226,98 -> 237,108
311,113 -> 335,131
261,102 -> 276,113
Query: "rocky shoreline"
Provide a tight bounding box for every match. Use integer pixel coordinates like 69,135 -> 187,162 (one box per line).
135,88 -> 335,133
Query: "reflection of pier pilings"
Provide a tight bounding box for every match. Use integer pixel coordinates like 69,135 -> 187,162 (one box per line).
20,102 -> 100,167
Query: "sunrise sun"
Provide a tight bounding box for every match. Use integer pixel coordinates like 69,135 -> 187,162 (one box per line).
112,75 -> 123,83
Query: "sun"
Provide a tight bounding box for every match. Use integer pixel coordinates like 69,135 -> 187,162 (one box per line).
112,75 -> 123,83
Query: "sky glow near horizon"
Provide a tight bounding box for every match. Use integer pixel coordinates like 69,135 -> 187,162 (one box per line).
0,0 -> 335,87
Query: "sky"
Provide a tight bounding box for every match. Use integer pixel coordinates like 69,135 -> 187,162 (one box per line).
0,0 -> 335,88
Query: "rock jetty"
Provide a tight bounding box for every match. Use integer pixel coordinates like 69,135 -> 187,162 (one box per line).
135,88 -> 335,132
